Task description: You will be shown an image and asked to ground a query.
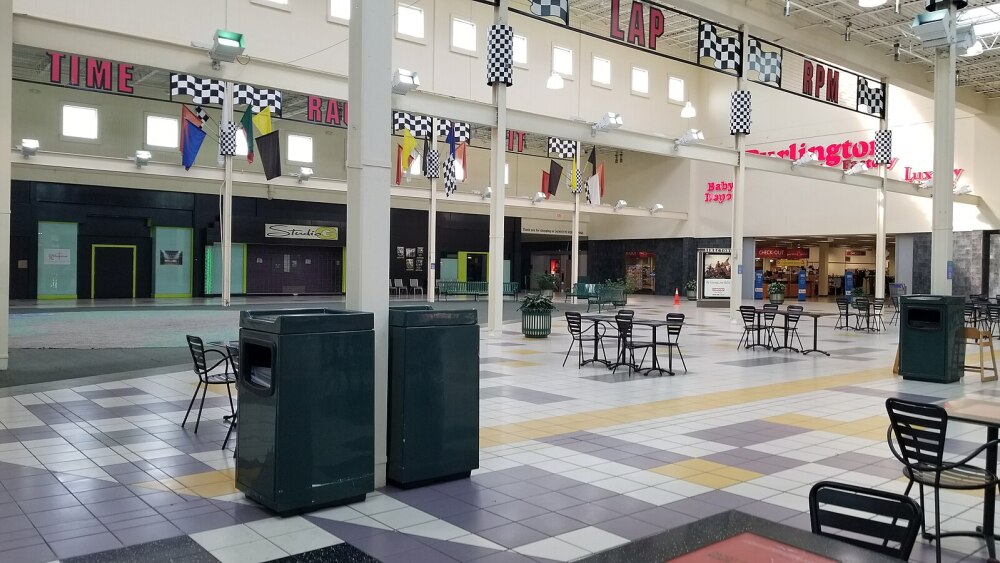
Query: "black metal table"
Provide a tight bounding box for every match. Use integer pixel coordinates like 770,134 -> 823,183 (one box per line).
753,309 -> 833,356
941,398 -> 1000,560
578,315 -> 614,369
580,315 -> 683,375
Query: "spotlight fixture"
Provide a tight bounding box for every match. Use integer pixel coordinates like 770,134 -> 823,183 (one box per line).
784,0 -> 791,17
208,29 -> 245,68
918,178 -> 933,190
592,112 -> 623,134
546,72 -> 565,90
844,162 -> 869,176
532,192 -> 547,204
680,102 -> 697,119
792,153 -> 820,167
962,39 -> 984,57
675,129 -> 705,147
481,186 -> 492,200
649,203 -> 664,215
295,167 -> 314,183
135,150 -> 152,168
392,68 -> 421,95
19,138 -> 39,158
613,199 -> 628,211
858,0 -> 887,8
954,184 -> 972,195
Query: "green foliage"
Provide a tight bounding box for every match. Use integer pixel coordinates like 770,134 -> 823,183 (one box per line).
518,294 -> 556,312
684,280 -> 697,292
534,273 -> 561,290
603,278 -> 637,294
768,281 -> 786,295
850,287 -> 866,297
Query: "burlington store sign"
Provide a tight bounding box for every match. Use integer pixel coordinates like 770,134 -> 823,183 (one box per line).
746,139 -> 964,185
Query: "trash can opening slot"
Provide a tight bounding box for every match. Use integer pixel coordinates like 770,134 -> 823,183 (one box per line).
907,308 -> 941,330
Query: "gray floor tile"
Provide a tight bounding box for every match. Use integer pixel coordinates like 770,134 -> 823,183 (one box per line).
476,522 -> 548,549
484,499 -> 550,521
520,512 -> 588,536
48,531 -> 124,560
0,542 -> 57,563
442,509 -> 513,533
716,356 -> 805,367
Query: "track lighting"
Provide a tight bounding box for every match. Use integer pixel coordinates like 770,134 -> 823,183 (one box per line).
19,139 -> 39,158
649,204 -> 664,215
676,129 -> 705,147
792,153 -> 820,167
532,192 -> 547,204
295,167 -> 314,183
844,162 -> 869,176
135,150 -> 151,168
613,199 -> 627,211
482,187 -> 492,200
392,68 -> 420,95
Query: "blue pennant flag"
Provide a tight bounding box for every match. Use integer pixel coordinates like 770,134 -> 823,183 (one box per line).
181,120 -> 207,170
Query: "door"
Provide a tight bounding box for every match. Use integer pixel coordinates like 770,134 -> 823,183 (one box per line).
246,245 -> 339,294
91,245 -> 136,299
466,254 -> 487,282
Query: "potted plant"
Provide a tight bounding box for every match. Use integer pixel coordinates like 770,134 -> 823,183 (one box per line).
602,278 -> 634,306
534,273 -> 561,299
684,280 -> 698,301
768,281 -> 786,305
518,294 -> 556,338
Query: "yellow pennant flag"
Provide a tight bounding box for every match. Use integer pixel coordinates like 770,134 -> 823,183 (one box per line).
252,107 -> 273,136
401,129 -> 417,166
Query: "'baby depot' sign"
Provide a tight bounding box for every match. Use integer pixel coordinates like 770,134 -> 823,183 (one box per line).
705,181 -> 734,204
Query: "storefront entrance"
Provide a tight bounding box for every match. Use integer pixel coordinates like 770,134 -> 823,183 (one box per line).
246,245 -> 342,295
625,251 -> 656,293
91,245 -> 136,299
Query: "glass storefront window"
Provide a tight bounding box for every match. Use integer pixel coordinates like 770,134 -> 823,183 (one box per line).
37,222 -> 78,299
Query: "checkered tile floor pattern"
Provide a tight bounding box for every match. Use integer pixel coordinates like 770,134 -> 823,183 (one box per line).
0,296 -> 997,562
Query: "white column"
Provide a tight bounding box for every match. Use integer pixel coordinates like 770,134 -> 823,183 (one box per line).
0,0 -> 12,371
487,0 -> 509,337
347,0 -> 392,486
426,119 -> 439,303
931,4 -> 957,295
875,94 -> 888,300
729,27 -> 748,321
818,243 -> 830,297
570,141 -> 581,302
221,81 -> 234,307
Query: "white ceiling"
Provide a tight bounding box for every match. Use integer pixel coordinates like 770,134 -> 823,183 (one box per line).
772,0 -> 1000,97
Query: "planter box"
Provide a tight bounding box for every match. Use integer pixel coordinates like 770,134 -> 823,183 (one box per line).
686,291 -> 697,301
769,294 -> 785,305
521,310 -> 552,338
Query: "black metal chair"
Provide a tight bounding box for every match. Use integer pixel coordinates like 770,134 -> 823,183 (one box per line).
782,305 -> 805,350
612,317 -> 652,376
988,303 -> 1000,338
853,297 -> 873,331
834,297 -> 850,330
661,313 -> 687,373
563,312 -> 606,367
885,398 -> 1000,563
737,305 -> 765,349
603,309 -> 633,358
222,343 -> 239,451
889,295 -> 901,326
872,298 -> 887,332
762,303 -> 779,348
964,302 -> 979,328
809,481 -> 922,560
182,336 -> 236,433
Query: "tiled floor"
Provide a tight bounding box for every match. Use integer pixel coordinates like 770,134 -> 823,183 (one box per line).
0,296 -> 997,562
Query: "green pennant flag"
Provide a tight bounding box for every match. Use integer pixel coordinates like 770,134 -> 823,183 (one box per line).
240,105 -> 255,164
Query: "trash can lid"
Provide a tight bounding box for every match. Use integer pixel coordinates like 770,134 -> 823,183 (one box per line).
389,308 -> 478,327
901,295 -> 965,305
240,308 -> 374,333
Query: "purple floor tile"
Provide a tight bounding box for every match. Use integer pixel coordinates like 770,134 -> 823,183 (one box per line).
415,535 -> 504,562
26,505 -> 94,528
595,515 -> 664,541
111,521 -> 184,546
556,503 -> 623,525
1,473 -> 61,490
431,479 -> 486,497
350,530 -> 427,559
663,498 -> 727,519
307,518 -> 391,542
519,512 -> 588,536
411,496 -> 477,519
630,507 -> 697,529
98,507 -> 159,526
36,520 -> 109,543
617,456 -> 668,470
491,482 -> 552,501
470,552 -> 542,563
529,474 -> 581,492
454,488 -> 517,509
469,472 -> 522,489
8,483 -> 69,502
690,490 -> 756,509
476,522 -> 548,549
383,486 -> 448,506
102,513 -> 169,532
47,531 -> 124,559
169,510 -> 239,534
523,491 -> 584,512
737,501 -> 804,522
72,485 -> 143,506
592,494 -> 657,515
16,493 -> 82,514
0,542 -> 57,563
85,496 -> 150,517
443,509 -> 513,533
614,443 -> 663,456
63,477 -> 121,494
156,463 -> 214,478
494,466 -> 550,481
0,502 -> 24,518
484,500 -> 550,521
377,544 -> 460,563
0,528 -> 46,553
560,483 -> 619,503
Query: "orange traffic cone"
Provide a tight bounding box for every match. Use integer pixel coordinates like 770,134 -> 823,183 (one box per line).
674,288 -> 680,305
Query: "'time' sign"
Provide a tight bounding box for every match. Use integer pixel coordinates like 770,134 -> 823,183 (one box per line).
801,60 -> 840,104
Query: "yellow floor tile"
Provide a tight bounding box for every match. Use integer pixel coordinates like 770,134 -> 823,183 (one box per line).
175,470 -> 233,488
673,458 -> 730,472
683,473 -> 741,489
711,466 -> 764,482
188,480 -> 239,498
650,463 -> 702,479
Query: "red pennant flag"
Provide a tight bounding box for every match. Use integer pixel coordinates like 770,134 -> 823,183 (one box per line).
395,145 -> 404,185
542,171 -> 550,198
597,163 -> 606,197
456,142 -> 468,181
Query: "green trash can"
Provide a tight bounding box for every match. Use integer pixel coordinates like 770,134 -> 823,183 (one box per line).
899,296 -> 966,383
236,308 -> 374,514
388,306 -> 479,488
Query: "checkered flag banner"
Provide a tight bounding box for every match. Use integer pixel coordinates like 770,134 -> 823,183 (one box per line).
730,90 -> 752,135
530,0 -> 569,25
234,84 -> 282,114
170,73 -> 225,105
569,167 -> 583,193
747,39 -> 781,85
219,121 -> 239,156
391,111 -> 434,138
548,137 -> 576,159
443,154 -> 457,196
194,106 -> 209,124
857,80 -> 885,117
437,120 -> 471,143
487,24 -> 515,87
874,130 -> 892,165
424,149 -> 440,179
698,23 -> 742,74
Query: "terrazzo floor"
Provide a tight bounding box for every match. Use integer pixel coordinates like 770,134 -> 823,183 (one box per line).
0,295 -> 996,562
